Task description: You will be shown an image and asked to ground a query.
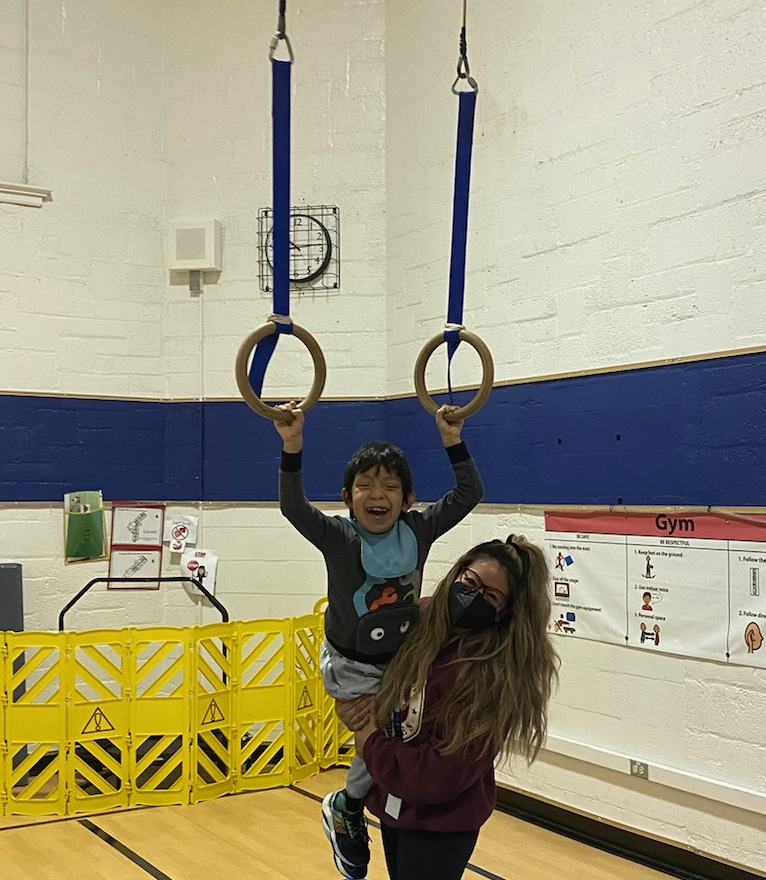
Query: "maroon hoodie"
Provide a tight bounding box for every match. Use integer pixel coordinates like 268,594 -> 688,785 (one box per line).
363,639 -> 496,832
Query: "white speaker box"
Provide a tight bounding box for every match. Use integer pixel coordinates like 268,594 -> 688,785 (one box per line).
168,219 -> 222,271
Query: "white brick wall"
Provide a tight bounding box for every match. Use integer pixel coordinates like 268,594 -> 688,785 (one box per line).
386,0 -> 766,393
0,0 -> 26,182
162,0 -> 388,401
0,0 -> 168,398
1,0 -> 765,871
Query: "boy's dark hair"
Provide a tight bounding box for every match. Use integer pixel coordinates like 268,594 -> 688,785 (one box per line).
343,441 -> 413,498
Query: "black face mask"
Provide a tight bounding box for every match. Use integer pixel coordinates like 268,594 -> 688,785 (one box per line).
447,581 -> 498,631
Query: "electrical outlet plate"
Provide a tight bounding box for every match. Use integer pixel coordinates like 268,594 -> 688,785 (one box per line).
630,760 -> 649,779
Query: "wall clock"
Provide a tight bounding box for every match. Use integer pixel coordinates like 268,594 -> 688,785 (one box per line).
258,205 -> 340,292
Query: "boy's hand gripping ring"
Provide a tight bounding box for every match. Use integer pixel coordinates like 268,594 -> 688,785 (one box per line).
413,328 -> 494,420
235,320 -> 326,422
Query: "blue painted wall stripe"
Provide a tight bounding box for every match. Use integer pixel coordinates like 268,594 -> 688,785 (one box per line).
1,351 -> 764,506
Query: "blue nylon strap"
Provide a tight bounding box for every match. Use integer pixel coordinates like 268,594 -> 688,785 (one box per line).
445,89 -> 476,401
444,326 -> 462,401
249,58 -> 293,396
271,58 -> 291,318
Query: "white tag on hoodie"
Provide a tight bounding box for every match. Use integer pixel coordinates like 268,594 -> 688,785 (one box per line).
384,793 -> 402,819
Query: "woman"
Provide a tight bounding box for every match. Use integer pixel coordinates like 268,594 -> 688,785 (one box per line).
336,535 -> 559,880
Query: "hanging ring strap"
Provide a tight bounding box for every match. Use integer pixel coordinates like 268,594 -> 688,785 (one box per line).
236,8 -> 326,420
446,3 -> 478,360
267,1 -> 293,332
242,49 -> 293,404
236,318 -> 326,421
415,1 -> 491,421
414,328 -> 494,420
446,88 -> 476,351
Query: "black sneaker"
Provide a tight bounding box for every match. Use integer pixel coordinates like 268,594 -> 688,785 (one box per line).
321,789 -> 370,879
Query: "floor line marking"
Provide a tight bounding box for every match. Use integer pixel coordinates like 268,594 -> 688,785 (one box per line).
79,818 -> 176,880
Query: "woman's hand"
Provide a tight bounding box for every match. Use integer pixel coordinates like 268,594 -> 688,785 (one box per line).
334,695 -> 375,731
354,716 -> 380,753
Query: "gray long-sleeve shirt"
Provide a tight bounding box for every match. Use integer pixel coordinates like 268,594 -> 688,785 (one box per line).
279,442 -> 483,663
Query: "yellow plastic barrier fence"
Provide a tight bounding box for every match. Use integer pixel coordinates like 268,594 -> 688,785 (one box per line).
0,611 -> 351,816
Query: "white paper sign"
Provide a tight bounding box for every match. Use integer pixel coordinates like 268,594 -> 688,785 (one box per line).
108,549 -> 162,589
164,515 -> 199,547
728,541 -> 766,668
548,532 -> 627,644
545,511 -> 766,667
112,505 -> 164,545
181,548 -> 218,594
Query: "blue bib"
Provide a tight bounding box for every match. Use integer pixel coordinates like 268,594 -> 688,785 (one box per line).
349,516 -> 418,578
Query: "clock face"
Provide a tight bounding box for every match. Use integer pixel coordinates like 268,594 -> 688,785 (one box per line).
265,213 -> 332,283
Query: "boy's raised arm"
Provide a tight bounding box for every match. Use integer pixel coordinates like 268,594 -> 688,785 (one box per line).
276,402 -> 349,552
411,405 -> 483,541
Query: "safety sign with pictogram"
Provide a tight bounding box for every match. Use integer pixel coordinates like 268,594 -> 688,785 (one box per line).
82,707 -> 116,734
202,698 -> 225,725
297,686 -> 313,711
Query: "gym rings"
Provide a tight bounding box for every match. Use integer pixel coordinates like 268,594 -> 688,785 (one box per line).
413,328 -> 494,420
237,322 -> 492,423
235,320 -> 327,422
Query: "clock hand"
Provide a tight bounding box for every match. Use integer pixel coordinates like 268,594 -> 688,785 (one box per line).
289,241 -> 301,251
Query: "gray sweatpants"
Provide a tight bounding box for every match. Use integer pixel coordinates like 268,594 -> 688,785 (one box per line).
320,638 -> 385,800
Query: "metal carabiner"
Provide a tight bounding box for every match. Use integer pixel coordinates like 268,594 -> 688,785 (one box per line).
452,54 -> 478,94
269,31 -> 294,62
269,4 -> 293,61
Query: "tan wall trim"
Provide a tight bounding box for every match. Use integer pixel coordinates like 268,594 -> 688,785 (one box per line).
3,344 -> 766,403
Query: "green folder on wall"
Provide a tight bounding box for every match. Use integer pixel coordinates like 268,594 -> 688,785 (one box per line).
64,491 -> 108,563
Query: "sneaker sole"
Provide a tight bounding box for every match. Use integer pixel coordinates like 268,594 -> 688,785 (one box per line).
321,795 -> 367,880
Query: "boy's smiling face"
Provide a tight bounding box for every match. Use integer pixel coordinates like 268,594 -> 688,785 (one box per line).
342,465 -> 415,534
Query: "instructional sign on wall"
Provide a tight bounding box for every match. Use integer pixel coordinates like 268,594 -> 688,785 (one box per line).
163,515 -> 199,553
109,502 -> 165,589
108,549 -> 162,588
181,549 -> 218,595
545,511 -> 766,668
111,504 -> 165,546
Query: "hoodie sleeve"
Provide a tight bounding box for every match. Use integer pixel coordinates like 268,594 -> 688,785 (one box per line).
279,451 -> 350,553
410,442 -> 484,544
362,728 -> 492,806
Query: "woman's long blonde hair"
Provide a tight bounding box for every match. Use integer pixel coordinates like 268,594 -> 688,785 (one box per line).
376,535 -> 559,763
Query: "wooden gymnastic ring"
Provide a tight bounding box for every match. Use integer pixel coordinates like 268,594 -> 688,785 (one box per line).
413,329 -> 494,420
235,321 -> 326,422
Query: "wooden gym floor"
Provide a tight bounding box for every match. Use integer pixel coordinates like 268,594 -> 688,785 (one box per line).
0,768 -> 672,880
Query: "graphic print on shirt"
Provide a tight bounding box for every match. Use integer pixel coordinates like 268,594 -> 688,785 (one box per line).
356,573 -> 419,613
352,570 -> 421,654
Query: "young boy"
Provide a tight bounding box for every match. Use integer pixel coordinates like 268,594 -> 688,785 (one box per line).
275,401 -> 483,879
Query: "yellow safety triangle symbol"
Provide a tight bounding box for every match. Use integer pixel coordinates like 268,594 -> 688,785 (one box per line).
82,707 -> 115,735
202,698 -> 225,725
297,686 -> 313,710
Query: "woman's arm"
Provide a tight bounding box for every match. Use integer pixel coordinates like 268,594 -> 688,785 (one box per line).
359,726 -> 491,806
